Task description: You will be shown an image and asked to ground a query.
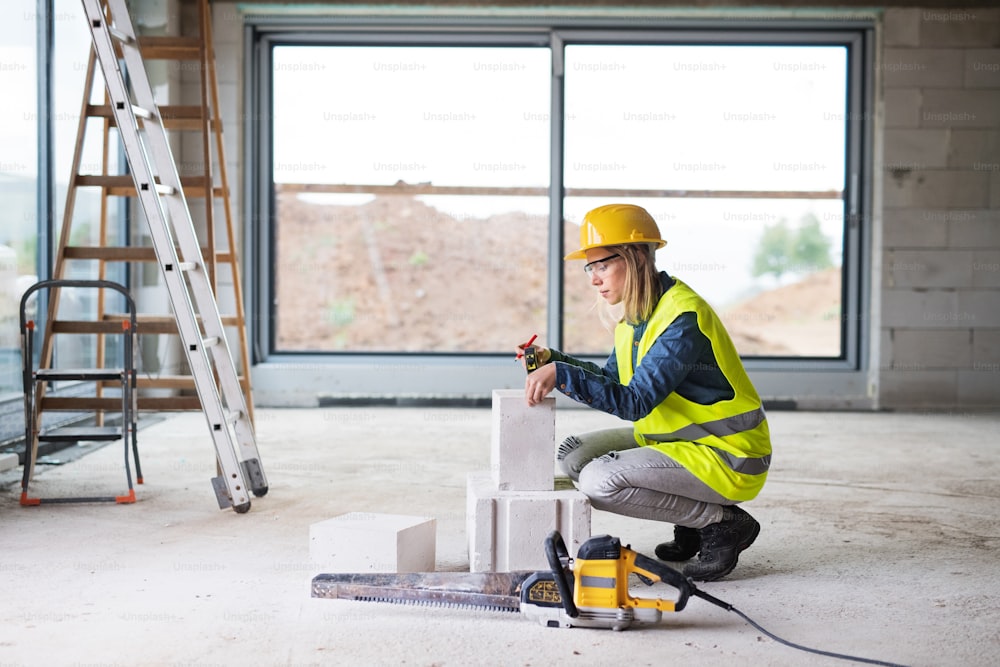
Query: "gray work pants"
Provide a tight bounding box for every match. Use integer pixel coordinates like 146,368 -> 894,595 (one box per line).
557,427 -> 733,529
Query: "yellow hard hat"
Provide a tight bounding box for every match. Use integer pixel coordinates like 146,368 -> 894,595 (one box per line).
564,203 -> 666,260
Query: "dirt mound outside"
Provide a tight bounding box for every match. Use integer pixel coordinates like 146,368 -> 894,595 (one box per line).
274,188 -> 842,358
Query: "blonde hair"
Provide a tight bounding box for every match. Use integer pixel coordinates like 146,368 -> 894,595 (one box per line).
596,243 -> 663,328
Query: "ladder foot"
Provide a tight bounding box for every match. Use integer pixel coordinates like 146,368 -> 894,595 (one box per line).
115,490 -> 137,504
252,485 -> 268,498
20,492 -> 41,506
233,501 -> 251,514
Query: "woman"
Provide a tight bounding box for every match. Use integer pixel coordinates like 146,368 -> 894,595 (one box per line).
520,203 -> 771,582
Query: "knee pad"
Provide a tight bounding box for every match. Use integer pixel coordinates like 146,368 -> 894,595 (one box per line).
556,436 -> 586,479
556,435 -> 581,462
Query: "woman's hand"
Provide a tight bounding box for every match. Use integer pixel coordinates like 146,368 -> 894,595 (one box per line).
524,361 -> 557,406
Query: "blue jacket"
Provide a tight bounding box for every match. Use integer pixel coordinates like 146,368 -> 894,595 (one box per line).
550,272 -> 735,420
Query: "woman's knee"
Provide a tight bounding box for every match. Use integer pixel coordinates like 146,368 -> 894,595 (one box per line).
556,436 -> 587,479
576,455 -> 622,503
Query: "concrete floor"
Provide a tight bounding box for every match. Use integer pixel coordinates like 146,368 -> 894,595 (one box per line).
1,405 -> 998,667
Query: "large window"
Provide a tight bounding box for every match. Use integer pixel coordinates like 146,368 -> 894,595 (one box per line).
248,17 -> 872,399
0,1 -> 39,403
271,45 -> 551,353
561,44 -> 847,357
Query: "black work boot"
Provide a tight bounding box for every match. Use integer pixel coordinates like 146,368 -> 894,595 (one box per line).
683,506 -> 760,582
654,525 -> 701,561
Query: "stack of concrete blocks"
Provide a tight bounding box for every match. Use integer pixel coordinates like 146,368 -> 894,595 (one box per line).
309,512 -> 436,573
466,389 -> 591,572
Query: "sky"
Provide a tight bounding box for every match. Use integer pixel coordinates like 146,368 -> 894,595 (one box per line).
272,43 -> 846,192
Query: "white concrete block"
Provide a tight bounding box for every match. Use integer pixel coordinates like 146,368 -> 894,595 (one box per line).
884,88 -> 922,128
467,472 -> 591,572
882,48 -> 964,89
498,497 -> 557,571
921,89 -> 1000,130
490,389 -> 555,492
884,8 -> 921,47
310,512 -> 435,573
466,487 -> 496,573
0,452 -> 18,474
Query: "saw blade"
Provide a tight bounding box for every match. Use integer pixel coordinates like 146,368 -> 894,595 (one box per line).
311,571 -> 536,612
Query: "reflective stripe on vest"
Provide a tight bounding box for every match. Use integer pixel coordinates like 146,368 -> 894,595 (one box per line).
645,405 -> 767,443
615,278 -> 771,501
644,406 -> 772,476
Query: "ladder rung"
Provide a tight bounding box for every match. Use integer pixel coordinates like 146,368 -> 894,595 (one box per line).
137,36 -> 202,60
65,246 -> 158,261
41,397 -> 126,411
201,336 -> 221,348
164,117 -> 218,132
51,315 -> 240,335
87,104 -> 217,131
146,182 -> 176,196
134,376 -> 197,390
131,316 -> 182,334
41,396 -> 203,412
122,102 -> 152,120
73,175 -> 224,198
107,25 -> 134,46
35,368 -> 124,382
132,314 -> 241,331
176,261 -> 199,272
52,320 -> 131,334
100,375 -> 250,390
38,426 -> 123,443
137,396 -> 203,411
64,246 -> 233,263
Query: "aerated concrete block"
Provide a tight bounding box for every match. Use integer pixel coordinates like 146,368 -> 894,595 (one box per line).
490,389 -> 555,492
0,453 -> 18,474
467,472 -> 591,572
310,512 -> 436,573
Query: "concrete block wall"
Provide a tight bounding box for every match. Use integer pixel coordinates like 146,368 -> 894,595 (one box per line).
879,8 -> 1000,409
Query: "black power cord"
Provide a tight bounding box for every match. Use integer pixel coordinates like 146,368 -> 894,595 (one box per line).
693,587 -> 911,667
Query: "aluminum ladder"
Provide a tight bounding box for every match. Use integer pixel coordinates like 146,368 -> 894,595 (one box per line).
81,0 -> 267,512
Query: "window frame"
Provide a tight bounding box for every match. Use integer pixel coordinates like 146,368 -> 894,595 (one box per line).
244,13 -> 875,407
0,0 -> 48,445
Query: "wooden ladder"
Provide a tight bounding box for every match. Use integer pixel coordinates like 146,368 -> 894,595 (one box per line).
37,0 -> 253,425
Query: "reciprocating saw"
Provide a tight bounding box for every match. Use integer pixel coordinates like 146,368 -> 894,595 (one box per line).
313,531 -> 718,631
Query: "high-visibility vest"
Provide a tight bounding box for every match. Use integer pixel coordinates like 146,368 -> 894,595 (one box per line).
615,278 -> 771,502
